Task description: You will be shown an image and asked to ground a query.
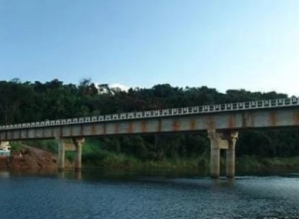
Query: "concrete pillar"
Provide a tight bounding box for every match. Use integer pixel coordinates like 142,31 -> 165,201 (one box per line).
208,130 -> 238,178
225,131 -> 238,178
57,138 -> 65,171
73,138 -> 85,171
210,144 -> 220,178
208,130 -> 222,178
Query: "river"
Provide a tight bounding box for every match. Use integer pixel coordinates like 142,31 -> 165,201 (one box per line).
0,170 -> 299,219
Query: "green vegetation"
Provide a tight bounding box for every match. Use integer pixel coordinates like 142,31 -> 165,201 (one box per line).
25,140 -> 58,153
1,79 -> 299,171
80,138 -> 209,171
236,155 -> 299,172
10,141 -> 22,151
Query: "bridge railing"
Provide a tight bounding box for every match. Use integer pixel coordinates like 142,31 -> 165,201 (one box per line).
0,97 -> 298,130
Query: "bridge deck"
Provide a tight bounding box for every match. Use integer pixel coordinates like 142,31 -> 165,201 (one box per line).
1,97 -> 299,131
1,106 -> 299,141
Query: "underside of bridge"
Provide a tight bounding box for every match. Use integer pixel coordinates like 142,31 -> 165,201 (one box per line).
55,131 -> 238,178
2,132 -> 238,178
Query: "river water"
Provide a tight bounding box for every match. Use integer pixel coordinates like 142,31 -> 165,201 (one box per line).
0,170 -> 299,219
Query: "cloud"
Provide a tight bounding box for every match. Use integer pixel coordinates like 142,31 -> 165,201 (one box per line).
94,83 -> 131,94
109,83 -> 130,92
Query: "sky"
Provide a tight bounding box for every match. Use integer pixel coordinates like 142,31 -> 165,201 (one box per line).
1,0 -> 299,95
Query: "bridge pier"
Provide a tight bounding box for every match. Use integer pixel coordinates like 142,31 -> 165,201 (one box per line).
208,130 -> 238,178
73,138 -> 85,171
57,138 -> 65,171
56,137 -> 85,171
226,132 -> 238,178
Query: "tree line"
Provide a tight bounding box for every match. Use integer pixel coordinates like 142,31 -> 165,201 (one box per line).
0,79 -> 298,161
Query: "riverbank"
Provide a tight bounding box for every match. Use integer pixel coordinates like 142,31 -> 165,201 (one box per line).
81,149 -> 299,174
236,155 -> 299,173
2,145 -> 299,174
0,145 -> 72,171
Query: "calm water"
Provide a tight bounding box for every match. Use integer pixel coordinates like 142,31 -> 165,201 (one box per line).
0,170 -> 299,219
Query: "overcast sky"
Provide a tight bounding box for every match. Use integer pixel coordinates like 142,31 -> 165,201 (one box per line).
1,0 -> 299,95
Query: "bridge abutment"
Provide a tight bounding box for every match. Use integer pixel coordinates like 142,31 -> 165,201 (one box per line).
208,130 -> 238,178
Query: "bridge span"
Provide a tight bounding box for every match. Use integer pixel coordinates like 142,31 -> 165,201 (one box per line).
1,97 -> 299,178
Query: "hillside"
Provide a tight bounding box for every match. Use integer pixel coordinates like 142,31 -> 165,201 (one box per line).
0,79 -> 299,165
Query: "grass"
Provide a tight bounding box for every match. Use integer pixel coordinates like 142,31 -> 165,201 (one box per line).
236,155 -> 299,172
83,150 -> 299,174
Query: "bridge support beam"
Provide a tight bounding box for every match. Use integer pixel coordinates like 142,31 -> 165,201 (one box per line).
56,137 -> 85,171
208,130 -> 238,178
57,138 -> 65,171
72,138 -> 85,171
226,132 -> 238,178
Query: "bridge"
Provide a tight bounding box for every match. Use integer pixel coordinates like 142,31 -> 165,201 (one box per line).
1,97 -> 299,178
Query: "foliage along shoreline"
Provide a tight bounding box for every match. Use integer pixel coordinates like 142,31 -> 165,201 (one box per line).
16,139 -> 299,175
1,79 -> 299,172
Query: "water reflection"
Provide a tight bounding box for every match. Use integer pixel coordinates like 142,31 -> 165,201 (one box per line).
75,171 -> 82,180
0,169 -> 299,219
211,177 -> 235,187
0,171 -> 9,178
57,171 -> 65,179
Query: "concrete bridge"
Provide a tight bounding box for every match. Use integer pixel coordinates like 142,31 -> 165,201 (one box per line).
1,97 -> 299,177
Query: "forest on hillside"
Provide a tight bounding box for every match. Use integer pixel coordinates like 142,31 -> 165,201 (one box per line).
1,79 -> 299,164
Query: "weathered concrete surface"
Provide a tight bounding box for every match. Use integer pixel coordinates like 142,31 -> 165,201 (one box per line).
57,138 -> 65,171
208,130 -> 238,178
225,132 -> 238,178
73,138 -> 85,171
57,138 -> 85,171
1,108 -> 299,141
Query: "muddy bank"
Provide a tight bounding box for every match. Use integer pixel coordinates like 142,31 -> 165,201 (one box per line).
0,146 -> 71,170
